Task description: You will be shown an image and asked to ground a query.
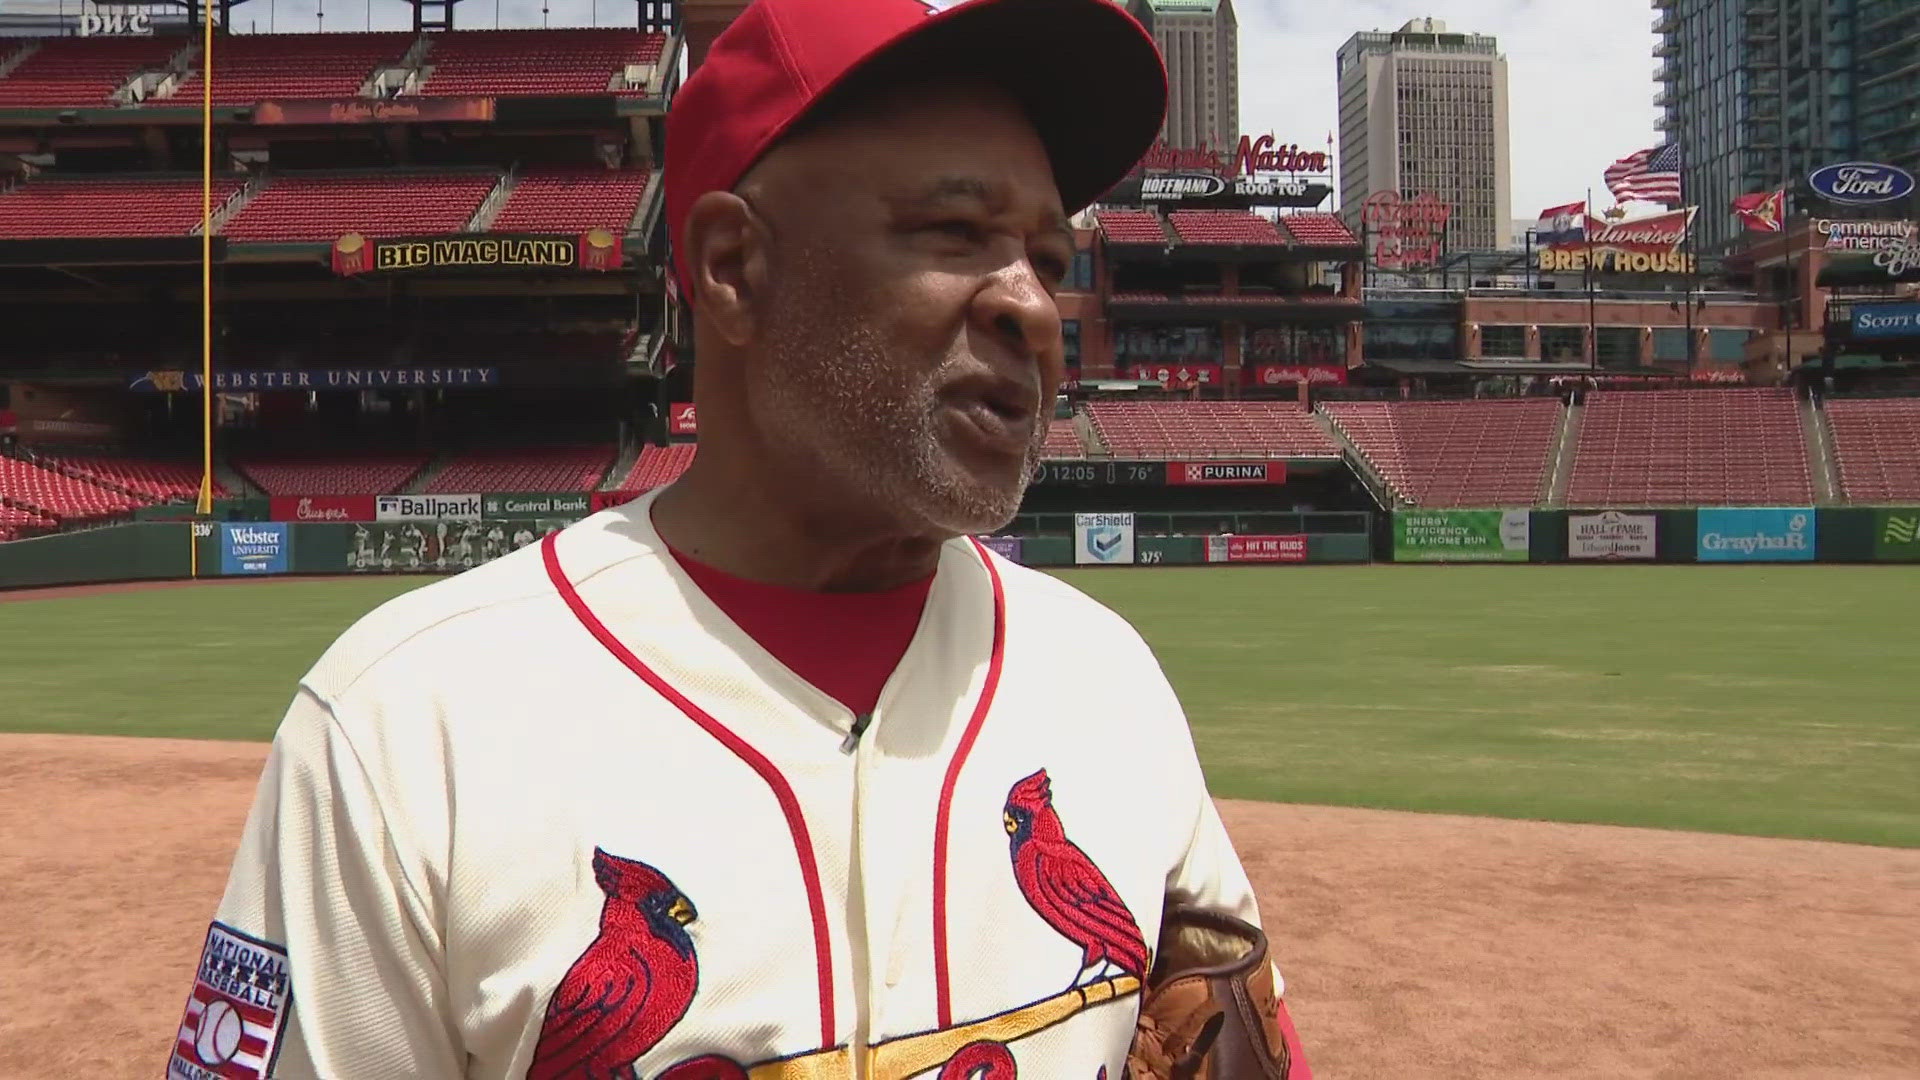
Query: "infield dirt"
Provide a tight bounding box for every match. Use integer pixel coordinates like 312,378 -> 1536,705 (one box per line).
1,732 -> 1914,1079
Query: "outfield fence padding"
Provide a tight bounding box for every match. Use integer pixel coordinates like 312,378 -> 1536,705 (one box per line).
0,523 -> 192,589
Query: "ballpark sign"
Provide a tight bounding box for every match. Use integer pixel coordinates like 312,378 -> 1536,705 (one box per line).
376,493 -> 482,522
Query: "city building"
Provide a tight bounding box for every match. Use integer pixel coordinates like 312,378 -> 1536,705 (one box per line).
1335,17 -> 1511,255
1128,0 -> 1240,152
1655,0 -> 1920,252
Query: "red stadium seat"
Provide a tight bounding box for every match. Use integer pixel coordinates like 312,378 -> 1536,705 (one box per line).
0,457 -> 144,523
1167,210 -> 1287,246
1083,402 -> 1340,459
0,36 -> 181,107
1322,399 -> 1562,508
612,444 -> 697,491
490,167 -> 652,234
234,453 -> 429,495
406,29 -> 667,98
161,32 -> 413,107
220,171 -> 498,242
42,456 -> 226,503
425,445 -> 615,493
1825,396 -> 1920,503
1565,389 -> 1813,507
1042,418 -> 1086,459
0,175 -> 247,239
1094,210 -> 1171,244
1277,213 -> 1358,247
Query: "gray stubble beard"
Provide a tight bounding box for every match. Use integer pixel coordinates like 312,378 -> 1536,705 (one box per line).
754,258 -> 1044,539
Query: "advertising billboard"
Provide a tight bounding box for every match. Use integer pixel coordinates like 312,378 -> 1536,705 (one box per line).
1394,510 -> 1531,562
977,535 -> 1025,563
1696,508 -> 1816,562
1568,512 -> 1657,560
375,494 -> 483,522
269,495 -> 376,523
1074,513 -> 1136,566
220,523 -> 290,575
1205,535 -> 1308,563
1874,509 -> 1920,561
1848,302 -> 1920,340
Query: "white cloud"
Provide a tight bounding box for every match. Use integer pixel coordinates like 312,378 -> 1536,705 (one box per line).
1234,0 -> 1661,221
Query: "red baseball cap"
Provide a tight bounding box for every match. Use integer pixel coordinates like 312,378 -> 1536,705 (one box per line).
663,0 -> 1167,301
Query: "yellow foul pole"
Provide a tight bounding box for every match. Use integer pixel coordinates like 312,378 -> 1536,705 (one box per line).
196,1 -> 215,516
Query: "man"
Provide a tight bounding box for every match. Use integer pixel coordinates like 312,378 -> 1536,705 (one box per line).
169,1 -> 1293,1077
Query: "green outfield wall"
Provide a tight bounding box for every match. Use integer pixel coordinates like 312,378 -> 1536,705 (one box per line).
4,508 -> 1913,589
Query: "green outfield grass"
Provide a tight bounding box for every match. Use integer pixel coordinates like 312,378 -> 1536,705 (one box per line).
2,566 -> 1915,846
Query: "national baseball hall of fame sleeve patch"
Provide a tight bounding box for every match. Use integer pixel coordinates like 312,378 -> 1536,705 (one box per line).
167,922 -> 292,1080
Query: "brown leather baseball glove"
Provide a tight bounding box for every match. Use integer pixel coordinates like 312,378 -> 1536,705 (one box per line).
1124,906 -> 1303,1080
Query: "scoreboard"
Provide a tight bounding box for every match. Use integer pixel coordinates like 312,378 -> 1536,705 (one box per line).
1031,461 -> 1289,486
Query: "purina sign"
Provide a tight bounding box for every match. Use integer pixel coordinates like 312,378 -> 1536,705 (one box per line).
1808,162 -> 1916,206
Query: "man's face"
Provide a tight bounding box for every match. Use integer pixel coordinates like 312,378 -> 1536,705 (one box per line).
737,83 -> 1074,537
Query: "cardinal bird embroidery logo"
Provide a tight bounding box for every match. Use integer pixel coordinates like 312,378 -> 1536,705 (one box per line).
527,847 -> 700,1080
1003,769 -> 1149,989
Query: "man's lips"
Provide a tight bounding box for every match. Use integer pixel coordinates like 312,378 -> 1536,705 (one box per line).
942,374 -> 1039,455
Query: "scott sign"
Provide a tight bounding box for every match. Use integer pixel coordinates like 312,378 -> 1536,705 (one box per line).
1808,162 -> 1916,206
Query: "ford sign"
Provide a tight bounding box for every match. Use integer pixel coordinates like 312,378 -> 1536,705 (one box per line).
1808,161 -> 1916,206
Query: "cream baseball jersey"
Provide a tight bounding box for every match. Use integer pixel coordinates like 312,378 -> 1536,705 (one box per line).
169,490 -> 1269,1080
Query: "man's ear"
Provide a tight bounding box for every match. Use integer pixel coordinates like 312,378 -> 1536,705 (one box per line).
683,190 -> 766,348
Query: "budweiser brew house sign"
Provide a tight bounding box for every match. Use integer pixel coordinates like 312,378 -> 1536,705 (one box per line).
1118,134 -> 1334,209
1537,208 -> 1698,274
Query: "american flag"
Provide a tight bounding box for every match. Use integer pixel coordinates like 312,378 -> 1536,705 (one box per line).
1604,144 -> 1683,206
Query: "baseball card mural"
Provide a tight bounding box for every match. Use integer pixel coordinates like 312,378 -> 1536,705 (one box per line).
347,520 -> 572,573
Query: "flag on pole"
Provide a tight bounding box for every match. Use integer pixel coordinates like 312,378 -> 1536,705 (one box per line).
1731,189 -> 1785,233
1535,201 -> 1587,246
1604,144 -> 1683,206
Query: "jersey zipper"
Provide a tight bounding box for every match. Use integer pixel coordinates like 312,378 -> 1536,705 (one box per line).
847,705 -> 878,1080
840,711 -> 874,755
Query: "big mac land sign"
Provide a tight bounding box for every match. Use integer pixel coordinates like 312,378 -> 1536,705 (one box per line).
1536,208 -> 1699,274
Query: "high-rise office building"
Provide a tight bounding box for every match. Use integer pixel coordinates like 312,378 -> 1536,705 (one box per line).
1336,18 -> 1511,254
1656,0 -> 1919,252
1129,0 -> 1240,152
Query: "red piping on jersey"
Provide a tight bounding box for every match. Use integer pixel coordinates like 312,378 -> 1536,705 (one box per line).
541,532 -> 837,1050
931,537 -> 1009,1029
